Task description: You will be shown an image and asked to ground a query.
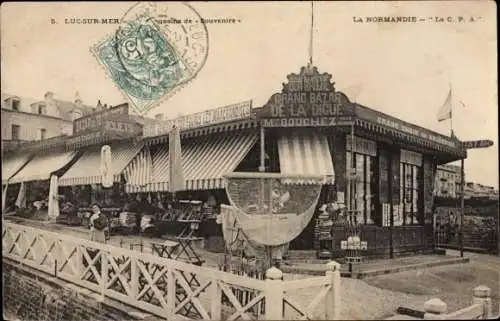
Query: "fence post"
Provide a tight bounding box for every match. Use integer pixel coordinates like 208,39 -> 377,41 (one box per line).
76,245 -> 83,279
325,261 -> 341,320
166,269 -> 176,318
473,285 -> 492,319
130,256 -> 138,302
423,298 -> 447,320
265,266 -> 284,320
210,276 -> 222,320
100,249 -> 108,301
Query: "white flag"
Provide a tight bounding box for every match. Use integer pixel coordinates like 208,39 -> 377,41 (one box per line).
437,89 -> 452,122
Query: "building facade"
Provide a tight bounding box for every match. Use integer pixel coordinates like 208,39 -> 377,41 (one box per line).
1,92 -> 95,151
434,164 -> 498,200
434,164 -> 462,198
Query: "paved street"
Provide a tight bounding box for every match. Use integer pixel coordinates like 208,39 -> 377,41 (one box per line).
364,250 -> 500,317
4,217 -> 499,320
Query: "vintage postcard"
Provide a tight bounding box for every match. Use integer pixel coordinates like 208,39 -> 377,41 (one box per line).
1,1 -> 498,321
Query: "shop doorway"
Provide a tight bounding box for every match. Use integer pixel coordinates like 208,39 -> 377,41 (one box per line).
289,186 -> 330,250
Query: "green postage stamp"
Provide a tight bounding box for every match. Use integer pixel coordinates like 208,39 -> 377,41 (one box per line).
92,2 -> 209,114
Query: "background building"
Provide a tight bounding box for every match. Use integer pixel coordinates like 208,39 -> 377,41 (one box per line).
434,164 -> 462,198
464,182 -> 499,200
1,92 -> 95,151
434,163 -> 498,200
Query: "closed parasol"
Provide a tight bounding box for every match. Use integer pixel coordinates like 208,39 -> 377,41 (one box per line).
168,125 -> 185,194
48,175 -> 60,219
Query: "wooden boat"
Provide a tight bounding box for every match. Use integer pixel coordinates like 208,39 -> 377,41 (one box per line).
220,172 -> 327,260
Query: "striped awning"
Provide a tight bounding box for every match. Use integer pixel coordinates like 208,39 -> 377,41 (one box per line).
2,154 -> 31,185
125,146 -> 169,193
130,130 -> 258,192
59,143 -> 143,186
123,147 -> 153,192
9,151 -> 78,184
277,131 -> 335,184
183,130 -> 258,190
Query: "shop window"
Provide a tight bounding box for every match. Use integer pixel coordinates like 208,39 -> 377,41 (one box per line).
346,151 -> 377,224
397,162 -> 422,226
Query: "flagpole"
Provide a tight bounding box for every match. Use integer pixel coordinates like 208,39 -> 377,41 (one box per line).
449,82 -> 454,136
309,0 -> 314,65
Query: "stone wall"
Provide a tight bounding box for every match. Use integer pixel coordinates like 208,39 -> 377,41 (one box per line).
2,262 -> 135,321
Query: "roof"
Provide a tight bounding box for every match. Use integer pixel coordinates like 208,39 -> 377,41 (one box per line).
129,115 -> 159,126
53,99 -> 95,121
2,92 -> 95,121
1,93 -> 39,111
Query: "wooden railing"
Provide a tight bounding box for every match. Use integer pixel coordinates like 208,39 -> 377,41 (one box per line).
2,222 -> 341,320
422,287 -> 495,320
388,286 -> 495,320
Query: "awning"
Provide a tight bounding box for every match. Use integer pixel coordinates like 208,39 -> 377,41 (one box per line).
125,146 -> 169,193
59,143 -> 143,186
183,130 -> 258,190
277,131 -> 335,184
2,154 -> 31,185
9,151 -> 78,184
123,147 -> 153,192
132,130 -> 258,192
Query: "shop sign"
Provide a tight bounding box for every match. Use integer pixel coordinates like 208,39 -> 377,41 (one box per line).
376,116 -> 458,148
143,100 -> 253,137
66,131 -> 103,147
73,104 -> 129,134
256,65 -> 355,127
346,135 -> 377,156
460,140 -> 494,149
104,119 -> 141,134
262,116 -> 354,128
355,107 -> 457,148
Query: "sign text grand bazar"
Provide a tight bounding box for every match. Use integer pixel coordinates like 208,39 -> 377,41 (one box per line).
268,73 -> 341,118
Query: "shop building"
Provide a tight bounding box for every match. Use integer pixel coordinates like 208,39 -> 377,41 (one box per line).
2,65 -> 468,259
134,65 -> 467,258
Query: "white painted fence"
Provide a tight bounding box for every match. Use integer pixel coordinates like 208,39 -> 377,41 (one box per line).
422,286 -> 494,320
2,222 -> 341,320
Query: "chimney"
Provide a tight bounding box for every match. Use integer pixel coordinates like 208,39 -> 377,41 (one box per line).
155,113 -> 164,120
74,92 -> 83,106
44,91 -> 54,101
96,100 -> 104,112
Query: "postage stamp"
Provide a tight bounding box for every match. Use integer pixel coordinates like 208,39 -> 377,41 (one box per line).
91,2 -> 209,115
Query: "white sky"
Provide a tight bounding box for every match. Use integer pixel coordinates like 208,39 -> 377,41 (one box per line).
1,1 -> 497,187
